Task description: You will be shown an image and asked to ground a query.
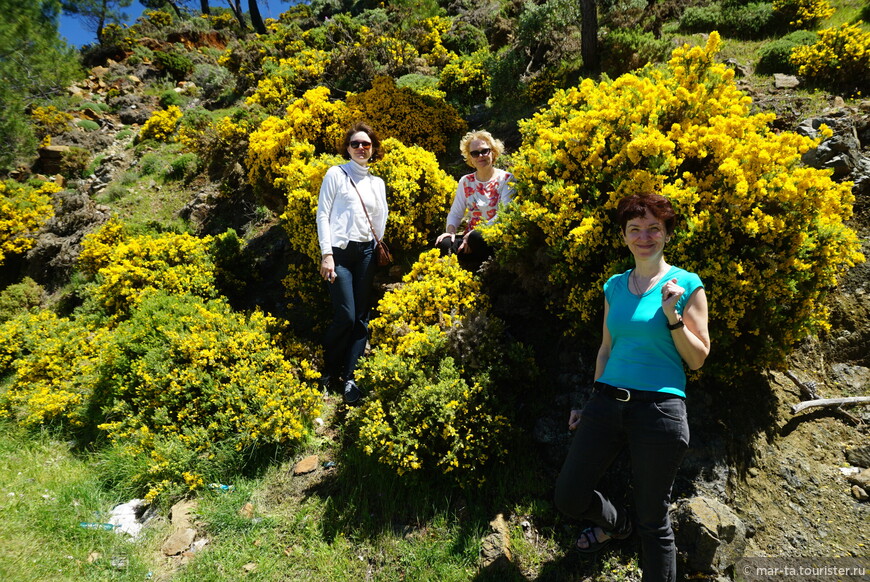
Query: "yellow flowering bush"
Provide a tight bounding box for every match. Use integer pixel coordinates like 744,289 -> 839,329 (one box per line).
246,40 -> 331,111
142,9 -> 172,28
30,106 -> 73,138
346,76 -> 467,155
0,310 -> 106,428
418,16 -> 452,66
137,105 -> 182,143
247,86 -> 350,196
439,50 -> 490,109
773,0 -> 835,29
77,218 -> 126,275
96,291 -> 321,501
490,32 -> 863,377
273,144 -> 343,313
352,251 -> 533,486
79,228 -> 218,315
0,180 -> 57,266
369,250 -> 483,351
372,138 -> 456,248
790,23 -> 870,93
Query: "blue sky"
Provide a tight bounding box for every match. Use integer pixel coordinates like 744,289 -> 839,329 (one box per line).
58,1 -> 291,47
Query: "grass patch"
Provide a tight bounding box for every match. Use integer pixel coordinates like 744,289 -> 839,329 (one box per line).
0,422 -> 163,581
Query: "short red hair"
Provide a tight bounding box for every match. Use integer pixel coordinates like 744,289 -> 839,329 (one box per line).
615,194 -> 676,235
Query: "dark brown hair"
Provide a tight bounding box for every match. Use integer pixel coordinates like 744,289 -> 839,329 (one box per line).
341,122 -> 384,162
615,194 -> 676,235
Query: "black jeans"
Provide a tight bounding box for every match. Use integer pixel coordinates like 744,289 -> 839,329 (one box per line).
435,229 -> 492,271
323,240 -> 376,380
554,386 -> 689,582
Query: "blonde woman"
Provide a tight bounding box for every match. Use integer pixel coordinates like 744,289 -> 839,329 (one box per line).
435,130 -> 514,270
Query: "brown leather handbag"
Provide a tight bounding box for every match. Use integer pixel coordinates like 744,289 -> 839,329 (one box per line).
340,168 -> 392,266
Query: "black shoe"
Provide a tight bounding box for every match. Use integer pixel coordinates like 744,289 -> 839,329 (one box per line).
343,379 -> 362,405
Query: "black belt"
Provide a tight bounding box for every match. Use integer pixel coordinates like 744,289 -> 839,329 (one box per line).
594,382 -> 683,402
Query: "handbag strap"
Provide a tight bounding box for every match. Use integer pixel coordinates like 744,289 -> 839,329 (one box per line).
339,166 -> 381,245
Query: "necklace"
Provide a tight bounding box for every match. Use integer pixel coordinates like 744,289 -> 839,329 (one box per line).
631,267 -> 667,296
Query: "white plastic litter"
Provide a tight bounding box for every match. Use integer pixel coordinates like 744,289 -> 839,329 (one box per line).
108,499 -> 149,538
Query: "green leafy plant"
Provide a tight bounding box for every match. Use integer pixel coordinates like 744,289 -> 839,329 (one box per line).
756,30 -> 819,74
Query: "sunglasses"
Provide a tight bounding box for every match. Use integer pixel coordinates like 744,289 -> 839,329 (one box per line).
469,147 -> 492,158
350,140 -> 372,149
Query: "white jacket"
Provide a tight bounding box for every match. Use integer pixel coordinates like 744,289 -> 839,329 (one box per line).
316,160 -> 388,257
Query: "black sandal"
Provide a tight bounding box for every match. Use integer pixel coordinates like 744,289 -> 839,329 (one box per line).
575,521 -> 632,554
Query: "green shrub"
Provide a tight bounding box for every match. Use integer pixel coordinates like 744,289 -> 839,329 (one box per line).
78,101 -> 108,113
679,4 -> 722,33
602,28 -> 673,75
397,73 -> 443,97
167,152 -> 199,182
76,119 -> 100,131
59,146 -> 90,178
154,49 -> 194,82
722,2 -> 780,38
158,89 -> 183,109
190,63 -> 236,105
756,30 -> 819,74
442,19 -> 489,54
0,277 -> 43,322
128,44 -> 155,66
139,152 -> 168,176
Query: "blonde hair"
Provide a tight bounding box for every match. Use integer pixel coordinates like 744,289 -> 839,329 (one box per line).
459,130 -> 505,167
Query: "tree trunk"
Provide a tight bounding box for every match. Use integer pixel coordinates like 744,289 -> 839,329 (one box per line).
580,0 -> 599,76
227,0 -> 247,31
248,0 -> 266,34
165,0 -> 184,18
96,0 -> 108,42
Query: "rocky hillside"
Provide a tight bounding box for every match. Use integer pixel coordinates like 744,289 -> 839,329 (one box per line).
7,22 -> 870,580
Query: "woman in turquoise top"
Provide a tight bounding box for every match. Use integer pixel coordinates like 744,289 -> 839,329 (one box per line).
555,194 -> 710,582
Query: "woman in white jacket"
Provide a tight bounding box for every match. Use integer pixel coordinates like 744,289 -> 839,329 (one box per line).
316,122 -> 388,405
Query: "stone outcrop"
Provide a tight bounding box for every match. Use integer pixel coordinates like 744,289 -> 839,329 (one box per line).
672,496 -> 749,576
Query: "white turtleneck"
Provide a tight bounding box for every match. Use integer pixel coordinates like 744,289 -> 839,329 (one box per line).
316,160 -> 388,257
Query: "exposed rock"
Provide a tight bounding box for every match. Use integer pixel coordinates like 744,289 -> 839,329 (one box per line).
672,496 -> 748,576
293,455 -> 319,475
852,485 -> 869,501
162,527 -> 196,556
774,74 -> 800,89
25,190 -> 110,289
107,93 -> 156,125
34,145 -> 70,175
830,363 -> 870,391
846,467 -> 870,490
480,513 -> 512,569
532,416 -> 562,445
238,502 -> 255,519
170,499 -> 198,529
798,113 -> 864,178
845,444 -> 870,468
723,58 -> 751,78
167,30 -> 229,51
